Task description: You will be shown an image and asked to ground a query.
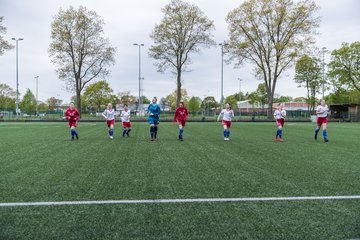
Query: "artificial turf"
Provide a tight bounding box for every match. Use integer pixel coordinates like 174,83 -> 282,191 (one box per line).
0,122 -> 359,239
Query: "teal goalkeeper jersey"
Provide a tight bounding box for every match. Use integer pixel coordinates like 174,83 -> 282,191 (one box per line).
147,103 -> 160,121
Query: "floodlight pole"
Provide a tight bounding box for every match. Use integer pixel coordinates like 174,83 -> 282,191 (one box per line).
322,47 -> 327,99
219,42 -> 227,109
11,37 -> 24,120
133,43 -> 144,115
35,76 -> 39,116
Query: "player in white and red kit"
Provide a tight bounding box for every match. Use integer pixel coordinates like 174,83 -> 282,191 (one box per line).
173,101 -> 189,141
315,99 -> 330,142
120,104 -> 132,137
217,103 -> 235,141
273,103 -> 286,142
102,103 -> 116,139
64,103 -> 80,141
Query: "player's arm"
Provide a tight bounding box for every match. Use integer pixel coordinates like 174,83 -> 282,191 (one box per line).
102,110 -> 107,119
75,110 -> 80,121
217,111 -> 223,122
173,108 -> 178,122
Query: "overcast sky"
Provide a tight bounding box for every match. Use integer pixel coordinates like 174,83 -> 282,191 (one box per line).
0,0 -> 359,103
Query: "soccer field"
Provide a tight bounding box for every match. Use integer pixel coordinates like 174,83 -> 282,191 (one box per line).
1,122 -> 360,239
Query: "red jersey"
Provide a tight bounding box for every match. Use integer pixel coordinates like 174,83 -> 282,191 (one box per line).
173,107 -> 188,122
65,108 -> 80,121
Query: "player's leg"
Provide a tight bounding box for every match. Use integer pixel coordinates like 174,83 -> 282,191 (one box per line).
126,122 -> 132,136
122,122 -> 127,137
71,125 -> 78,140
315,121 -> 321,140
149,120 -> 155,141
109,123 -> 114,139
223,123 -> 228,141
154,122 -> 158,139
322,122 -> 328,142
278,120 -> 284,141
178,122 -> 183,140
227,122 -> 231,139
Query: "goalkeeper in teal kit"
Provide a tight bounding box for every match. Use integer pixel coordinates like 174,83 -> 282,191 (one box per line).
147,97 -> 161,141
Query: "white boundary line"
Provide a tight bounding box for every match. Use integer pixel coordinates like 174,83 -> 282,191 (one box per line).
1,195 -> 360,207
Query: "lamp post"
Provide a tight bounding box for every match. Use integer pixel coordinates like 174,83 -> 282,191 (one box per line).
238,78 -> 243,117
133,43 -> 144,115
322,47 -> 327,99
11,37 -> 24,119
35,76 -> 39,116
219,43 -> 227,109
238,78 -> 243,98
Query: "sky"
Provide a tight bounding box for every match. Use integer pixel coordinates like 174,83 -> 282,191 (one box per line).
0,0 -> 359,104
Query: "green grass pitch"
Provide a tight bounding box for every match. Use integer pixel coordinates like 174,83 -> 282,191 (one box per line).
0,121 -> 360,239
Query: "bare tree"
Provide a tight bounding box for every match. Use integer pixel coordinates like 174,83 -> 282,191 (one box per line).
49,6 -> 116,112
149,0 -> 216,107
226,0 -> 320,118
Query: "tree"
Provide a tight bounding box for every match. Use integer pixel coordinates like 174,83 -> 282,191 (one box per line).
328,42 -> 360,92
294,54 -> 322,111
46,97 -> 63,111
325,89 -> 360,104
82,80 -> 114,111
224,95 -> 238,110
294,96 -> 306,102
159,97 -> 169,111
187,96 -> 201,112
165,88 -> 189,110
226,0 -> 320,118
0,17 -> 14,56
20,89 -> 36,114
49,6 -> 116,112
118,91 -> 136,106
38,102 -> 49,112
275,95 -> 293,103
0,84 -> 16,110
141,96 -> 150,104
149,0 -> 216,107
201,96 -> 218,112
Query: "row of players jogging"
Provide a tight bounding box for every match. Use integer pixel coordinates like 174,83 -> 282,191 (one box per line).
64,97 -> 331,143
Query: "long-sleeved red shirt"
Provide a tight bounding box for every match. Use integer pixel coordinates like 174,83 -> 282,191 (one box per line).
173,107 -> 188,122
65,108 -> 80,121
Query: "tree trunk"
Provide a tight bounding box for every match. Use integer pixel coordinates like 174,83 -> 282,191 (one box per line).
76,90 -> 81,114
176,68 -> 182,107
267,95 -> 273,119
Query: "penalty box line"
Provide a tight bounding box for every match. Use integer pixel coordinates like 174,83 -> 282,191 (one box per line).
1,195 -> 360,207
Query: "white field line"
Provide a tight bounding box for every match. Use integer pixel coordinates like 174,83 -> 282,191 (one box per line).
1,195 -> 360,207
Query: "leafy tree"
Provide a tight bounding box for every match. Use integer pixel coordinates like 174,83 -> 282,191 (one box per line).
46,97 -> 63,111
328,42 -> 360,92
38,102 -> 49,112
82,80 -> 114,111
226,0 -> 320,118
49,6 -> 116,112
294,96 -> 306,102
20,89 -> 36,114
0,84 -> 16,110
118,91 -> 136,106
149,0 -> 216,107
325,89 -> 360,104
224,95 -> 238,110
275,96 -> 293,103
187,96 -> 201,112
141,96 -> 150,104
165,88 -> 189,110
294,54 -> 322,111
201,96 -> 218,112
0,17 -> 14,56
